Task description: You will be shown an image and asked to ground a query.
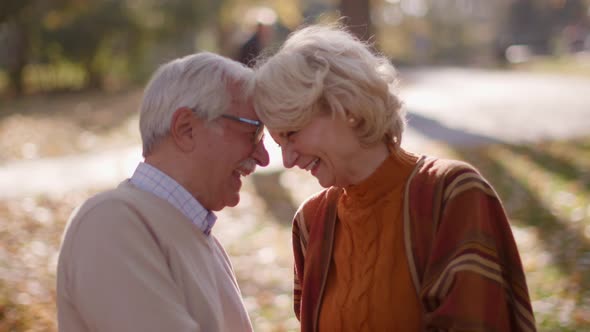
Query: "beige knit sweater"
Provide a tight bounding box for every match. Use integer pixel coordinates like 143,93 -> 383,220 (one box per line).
57,181 -> 252,332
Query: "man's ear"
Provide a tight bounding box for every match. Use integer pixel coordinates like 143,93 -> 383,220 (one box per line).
170,107 -> 199,152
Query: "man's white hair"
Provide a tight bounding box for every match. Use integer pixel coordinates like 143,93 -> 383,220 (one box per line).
140,52 -> 253,156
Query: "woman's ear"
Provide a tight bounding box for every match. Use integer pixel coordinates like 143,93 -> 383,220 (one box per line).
170,107 -> 198,152
342,109 -> 357,127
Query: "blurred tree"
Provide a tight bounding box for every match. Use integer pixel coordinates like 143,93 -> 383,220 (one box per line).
43,0 -> 141,89
0,0 -> 38,95
0,0 -> 33,24
142,0 -> 220,57
372,0 -> 511,66
340,0 -> 372,41
545,0 -> 589,53
505,0 -> 549,53
499,0 -> 590,56
0,0 -> 221,94
123,0 -> 222,83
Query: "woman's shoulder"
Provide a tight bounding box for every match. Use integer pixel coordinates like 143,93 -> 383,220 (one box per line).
412,155 -> 487,186
417,155 -> 480,175
411,156 -> 497,204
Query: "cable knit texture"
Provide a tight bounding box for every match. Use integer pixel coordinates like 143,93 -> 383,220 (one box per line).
318,148 -> 422,331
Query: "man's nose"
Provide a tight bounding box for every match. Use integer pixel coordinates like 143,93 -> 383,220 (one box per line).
252,140 -> 270,167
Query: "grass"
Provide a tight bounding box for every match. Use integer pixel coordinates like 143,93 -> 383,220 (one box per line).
0,63 -> 87,98
513,53 -> 590,79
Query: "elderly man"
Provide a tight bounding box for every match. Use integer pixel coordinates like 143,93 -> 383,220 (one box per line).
57,52 -> 269,331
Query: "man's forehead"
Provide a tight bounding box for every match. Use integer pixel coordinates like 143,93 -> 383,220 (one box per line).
228,97 -> 258,119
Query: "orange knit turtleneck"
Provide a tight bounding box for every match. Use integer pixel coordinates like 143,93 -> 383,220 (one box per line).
318,147 -> 422,331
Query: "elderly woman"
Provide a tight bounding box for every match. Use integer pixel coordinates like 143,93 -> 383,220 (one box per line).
251,24 -> 536,331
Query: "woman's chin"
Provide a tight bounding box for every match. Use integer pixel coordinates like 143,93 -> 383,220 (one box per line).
315,176 -> 334,188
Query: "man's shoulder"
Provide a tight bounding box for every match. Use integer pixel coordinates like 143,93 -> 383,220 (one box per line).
74,182 -> 139,215
67,181 -> 163,230
59,184 -> 141,260
61,182 -> 180,253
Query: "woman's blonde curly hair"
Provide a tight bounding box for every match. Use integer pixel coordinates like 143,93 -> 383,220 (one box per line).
250,23 -> 405,147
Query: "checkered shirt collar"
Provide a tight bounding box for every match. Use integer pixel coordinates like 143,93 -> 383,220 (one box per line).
129,162 -> 217,235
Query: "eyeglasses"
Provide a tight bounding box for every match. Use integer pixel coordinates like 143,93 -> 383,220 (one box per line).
220,114 -> 265,145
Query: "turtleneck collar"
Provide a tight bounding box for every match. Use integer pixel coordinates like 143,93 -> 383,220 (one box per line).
340,147 -> 419,208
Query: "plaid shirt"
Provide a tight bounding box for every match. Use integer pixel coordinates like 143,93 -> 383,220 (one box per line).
129,162 -> 217,235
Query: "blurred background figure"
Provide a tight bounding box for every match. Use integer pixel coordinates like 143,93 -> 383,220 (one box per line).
237,23 -> 273,67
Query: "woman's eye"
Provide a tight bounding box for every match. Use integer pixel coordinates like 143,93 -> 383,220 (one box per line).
277,130 -> 298,147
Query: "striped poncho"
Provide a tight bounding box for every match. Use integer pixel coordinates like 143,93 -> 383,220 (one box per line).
292,156 -> 536,331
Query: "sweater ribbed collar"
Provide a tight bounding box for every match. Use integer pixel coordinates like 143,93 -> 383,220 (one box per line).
341,147 -> 419,208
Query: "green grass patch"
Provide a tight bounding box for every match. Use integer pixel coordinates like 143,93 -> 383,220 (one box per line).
23,62 -> 86,94
0,71 -> 8,94
513,54 -> 590,79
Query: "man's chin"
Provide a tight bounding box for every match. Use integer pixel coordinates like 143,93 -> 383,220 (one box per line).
209,194 -> 239,211
223,193 -> 240,208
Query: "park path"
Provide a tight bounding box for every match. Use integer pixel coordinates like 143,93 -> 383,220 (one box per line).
1,67 -> 590,199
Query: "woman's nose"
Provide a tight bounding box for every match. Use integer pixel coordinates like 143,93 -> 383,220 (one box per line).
281,145 -> 297,169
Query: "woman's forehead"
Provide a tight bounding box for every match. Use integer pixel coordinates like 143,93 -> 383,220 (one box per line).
268,130 -> 285,139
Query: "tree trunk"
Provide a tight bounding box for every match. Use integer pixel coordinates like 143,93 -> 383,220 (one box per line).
84,60 -> 102,90
340,0 -> 372,42
5,18 -> 29,96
